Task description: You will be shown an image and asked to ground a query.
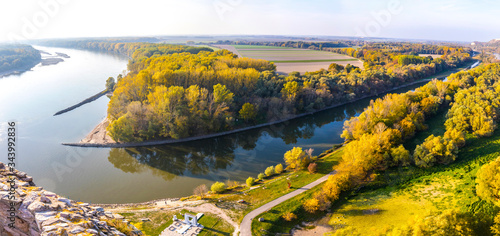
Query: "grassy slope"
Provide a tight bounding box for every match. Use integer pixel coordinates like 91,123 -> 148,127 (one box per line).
217,149 -> 343,222
325,116 -> 500,235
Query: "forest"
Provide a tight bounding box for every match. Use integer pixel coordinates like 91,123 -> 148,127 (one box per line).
0,44 -> 41,75
214,40 -> 359,50
94,41 -> 472,142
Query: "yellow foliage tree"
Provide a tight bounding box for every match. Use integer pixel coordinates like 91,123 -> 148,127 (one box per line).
476,157 -> 500,207
284,147 -> 310,170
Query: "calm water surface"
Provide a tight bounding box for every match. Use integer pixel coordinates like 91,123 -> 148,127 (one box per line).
0,46 -> 428,203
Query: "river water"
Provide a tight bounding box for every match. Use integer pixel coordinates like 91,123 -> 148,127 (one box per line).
0,46 -> 429,204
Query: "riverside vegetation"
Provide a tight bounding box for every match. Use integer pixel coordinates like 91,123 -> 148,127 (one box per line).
0,44 -> 41,76
51,41 -> 472,143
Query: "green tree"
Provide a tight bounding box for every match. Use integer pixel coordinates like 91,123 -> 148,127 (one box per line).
414,135 -> 458,168
107,115 -> 135,142
239,103 -> 257,122
390,145 -> 412,166
213,84 -> 234,105
257,173 -> 265,180
106,77 -> 116,91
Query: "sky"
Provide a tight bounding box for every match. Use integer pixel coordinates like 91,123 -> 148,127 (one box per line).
1,0 -> 500,43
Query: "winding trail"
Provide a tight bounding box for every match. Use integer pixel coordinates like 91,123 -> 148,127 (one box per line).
239,171 -> 336,236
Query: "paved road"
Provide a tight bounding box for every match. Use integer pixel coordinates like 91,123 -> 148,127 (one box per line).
239,171 -> 336,236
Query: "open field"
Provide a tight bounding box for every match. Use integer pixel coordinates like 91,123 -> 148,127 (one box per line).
213,45 -> 363,74
274,61 -> 364,74
419,54 -> 443,59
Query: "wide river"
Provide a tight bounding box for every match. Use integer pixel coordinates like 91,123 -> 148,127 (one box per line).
0,46 -> 430,204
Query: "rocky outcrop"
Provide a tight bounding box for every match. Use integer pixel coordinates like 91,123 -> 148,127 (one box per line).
0,162 -> 142,236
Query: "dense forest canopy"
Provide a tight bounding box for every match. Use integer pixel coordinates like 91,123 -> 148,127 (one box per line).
88,41 -> 472,142
0,44 -> 41,74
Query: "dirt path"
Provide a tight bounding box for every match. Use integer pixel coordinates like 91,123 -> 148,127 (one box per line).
292,225 -> 333,236
240,171 -> 336,236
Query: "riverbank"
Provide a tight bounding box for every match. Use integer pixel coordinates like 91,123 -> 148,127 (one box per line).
66,78 -> 438,148
0,59 -> 41,78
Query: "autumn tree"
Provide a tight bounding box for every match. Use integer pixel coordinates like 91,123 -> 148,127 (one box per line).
239,103 -> 257,122
281,81 -> 300,102
476,157 -> 500,207
414,135 -> 458,168
303,198 -> 320,213
275,163 -> 284,174
284,147 -> 310,170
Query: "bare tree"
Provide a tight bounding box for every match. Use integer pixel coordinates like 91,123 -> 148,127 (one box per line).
193,184 -> 208,198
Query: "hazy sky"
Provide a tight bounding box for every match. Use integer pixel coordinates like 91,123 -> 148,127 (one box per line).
1,0 -> 499,42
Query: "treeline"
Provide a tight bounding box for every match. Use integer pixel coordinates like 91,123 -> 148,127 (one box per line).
37,39 -> 211,61
330,44 -> 472,69
214,40 -> 358,50
101,41 -> 472,142
0,44 -> 41,74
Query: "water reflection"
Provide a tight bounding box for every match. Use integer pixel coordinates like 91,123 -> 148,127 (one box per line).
106,97 -> 368,179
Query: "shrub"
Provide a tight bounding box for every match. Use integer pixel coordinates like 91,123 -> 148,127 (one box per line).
491,213 -> 500,235
282,212 -> 297,222
257,173 -> 265,180
314,192 -> 332,211
210,182 -> 227,193
303,198 -> 320,213
265,166 -> 275,177
226,180 -> 239,188
246,177 -> 255,187
275,163 -> 284,174
308,163 -> 317,174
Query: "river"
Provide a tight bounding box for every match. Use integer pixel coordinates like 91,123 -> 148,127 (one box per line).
0,46 -> 432,204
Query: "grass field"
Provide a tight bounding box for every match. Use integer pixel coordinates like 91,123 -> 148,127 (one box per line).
213,45 -> 363,74
271,59 -> 358,63
233,45 -> 293,49
118,209 -> 234,236
217,148 -> 343,222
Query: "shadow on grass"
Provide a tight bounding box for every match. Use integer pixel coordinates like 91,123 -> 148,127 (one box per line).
201,227 -> 231,236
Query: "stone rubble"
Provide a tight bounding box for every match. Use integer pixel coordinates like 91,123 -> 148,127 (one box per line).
0,162 -> 143,236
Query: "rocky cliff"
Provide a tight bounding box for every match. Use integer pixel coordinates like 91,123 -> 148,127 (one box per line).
0,162 -> 142,236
